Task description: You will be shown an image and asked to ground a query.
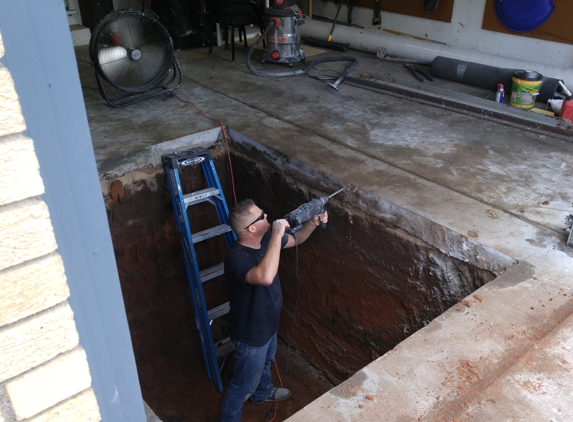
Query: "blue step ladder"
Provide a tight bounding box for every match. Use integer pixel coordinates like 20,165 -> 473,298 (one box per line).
162,147 -> 236,392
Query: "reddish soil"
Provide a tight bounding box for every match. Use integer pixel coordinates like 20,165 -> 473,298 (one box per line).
136,332 -> 332,421
105,147 -> 495,421
106,159 -> 332,421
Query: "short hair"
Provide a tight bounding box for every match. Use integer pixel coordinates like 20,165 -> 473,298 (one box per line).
228,199 -> 255,234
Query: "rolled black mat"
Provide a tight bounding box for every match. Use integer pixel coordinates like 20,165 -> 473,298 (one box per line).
430,56 -> 562,103
304,37 -> 349,52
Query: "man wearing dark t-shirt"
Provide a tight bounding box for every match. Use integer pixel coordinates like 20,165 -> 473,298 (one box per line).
218,199 -> 328,422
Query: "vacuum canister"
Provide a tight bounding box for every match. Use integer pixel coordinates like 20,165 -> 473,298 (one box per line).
262,0 -> 305,65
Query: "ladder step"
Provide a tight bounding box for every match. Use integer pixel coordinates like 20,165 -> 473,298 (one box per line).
192,224 -> 233,244
215,337 -> 235,359
208,302 -> 230,321
184,187 -> 221,208
200,263 -> 225,283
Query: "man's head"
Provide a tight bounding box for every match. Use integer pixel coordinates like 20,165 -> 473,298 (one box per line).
229,199 -> 269,238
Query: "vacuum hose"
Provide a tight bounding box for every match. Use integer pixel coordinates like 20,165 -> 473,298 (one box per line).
246,21 -> 359,80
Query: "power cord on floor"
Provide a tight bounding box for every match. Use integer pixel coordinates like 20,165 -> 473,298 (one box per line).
265,362 -> 283,422
174,93 -> 304,421
174,94 -> 237,205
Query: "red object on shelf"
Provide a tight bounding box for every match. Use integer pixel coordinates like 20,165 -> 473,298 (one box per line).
560,96 -> 573,124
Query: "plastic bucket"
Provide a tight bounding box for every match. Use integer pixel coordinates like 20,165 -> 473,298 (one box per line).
509,70 -> 543,109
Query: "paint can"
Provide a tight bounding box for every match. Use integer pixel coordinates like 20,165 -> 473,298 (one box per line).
509,70 -> 543,109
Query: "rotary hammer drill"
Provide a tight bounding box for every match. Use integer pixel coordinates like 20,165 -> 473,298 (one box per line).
283,188 -> 344,234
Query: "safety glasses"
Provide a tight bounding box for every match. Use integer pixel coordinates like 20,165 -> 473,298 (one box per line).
244,210 -> 265,230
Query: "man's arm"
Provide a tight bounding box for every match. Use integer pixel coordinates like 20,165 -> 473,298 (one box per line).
284,212 -> 328,248
245,219 -> 289,286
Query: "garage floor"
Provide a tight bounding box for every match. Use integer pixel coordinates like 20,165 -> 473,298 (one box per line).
76,35 -> 573,421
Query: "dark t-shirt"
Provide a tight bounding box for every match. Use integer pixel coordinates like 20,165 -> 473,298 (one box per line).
225,231 -> 289,346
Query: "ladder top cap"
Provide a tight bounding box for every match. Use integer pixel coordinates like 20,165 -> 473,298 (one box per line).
162,147 -> 213,169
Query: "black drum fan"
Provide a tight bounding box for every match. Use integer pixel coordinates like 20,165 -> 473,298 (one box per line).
89,10 -> 182,107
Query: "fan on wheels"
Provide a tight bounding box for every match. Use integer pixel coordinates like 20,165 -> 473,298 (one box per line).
89,10 -> 182,107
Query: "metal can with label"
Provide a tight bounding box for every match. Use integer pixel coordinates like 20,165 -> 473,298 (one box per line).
495,83 -> 505,103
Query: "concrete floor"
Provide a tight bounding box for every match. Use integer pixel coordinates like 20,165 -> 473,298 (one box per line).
76,36 -> 573,421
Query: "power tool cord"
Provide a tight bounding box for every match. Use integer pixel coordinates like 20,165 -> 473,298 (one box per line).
285,234 -> 300,382
264,233 -> 300,422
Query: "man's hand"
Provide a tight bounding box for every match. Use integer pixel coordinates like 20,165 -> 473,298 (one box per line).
245,218 -> 290,286
284,211 -> 328,249
272,218 -> 290,236
311,211 -> 328,226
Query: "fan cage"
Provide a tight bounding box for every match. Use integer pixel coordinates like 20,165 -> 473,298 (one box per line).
90,10 -> 176,94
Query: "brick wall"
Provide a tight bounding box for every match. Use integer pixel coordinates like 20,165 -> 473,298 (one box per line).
0,33 -> 101,421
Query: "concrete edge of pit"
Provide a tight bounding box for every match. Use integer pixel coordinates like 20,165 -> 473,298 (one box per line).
228,128 -> 516,276
225,128 -> 573,421
97,127 -> 223,180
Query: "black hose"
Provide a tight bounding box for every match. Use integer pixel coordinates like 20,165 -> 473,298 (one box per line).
430,56 -> 563,103
246,22 -> 359,80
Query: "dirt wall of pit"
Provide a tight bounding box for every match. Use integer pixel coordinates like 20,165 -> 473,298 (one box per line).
100,136 -> 511,420
227,141 -> 497,384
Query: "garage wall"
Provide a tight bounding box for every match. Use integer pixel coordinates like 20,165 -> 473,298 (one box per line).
309,0 -> 573,69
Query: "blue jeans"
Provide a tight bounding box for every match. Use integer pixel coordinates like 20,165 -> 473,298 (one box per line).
218,333 -> 277,422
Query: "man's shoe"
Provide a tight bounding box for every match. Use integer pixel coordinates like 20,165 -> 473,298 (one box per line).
250,388 -> 291,405
424,0 -> 438,12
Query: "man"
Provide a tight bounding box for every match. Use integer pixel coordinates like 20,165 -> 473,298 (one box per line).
218,199 -> 328,422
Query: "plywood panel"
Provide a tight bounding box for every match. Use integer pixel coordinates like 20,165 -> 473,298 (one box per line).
321,0 -> 454,23
482,0 -> 572,45
380,0 -> 454,23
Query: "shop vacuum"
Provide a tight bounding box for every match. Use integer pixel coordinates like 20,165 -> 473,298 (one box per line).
261,0 -> 306,66
246,0 -> 358,86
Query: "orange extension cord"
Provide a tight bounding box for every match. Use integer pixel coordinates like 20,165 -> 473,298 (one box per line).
176,94 -> 289,422
175,94 -> 238,205
265,360 -> 285,422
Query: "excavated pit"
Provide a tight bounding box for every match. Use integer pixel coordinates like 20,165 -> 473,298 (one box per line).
103,138 -> 501,422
